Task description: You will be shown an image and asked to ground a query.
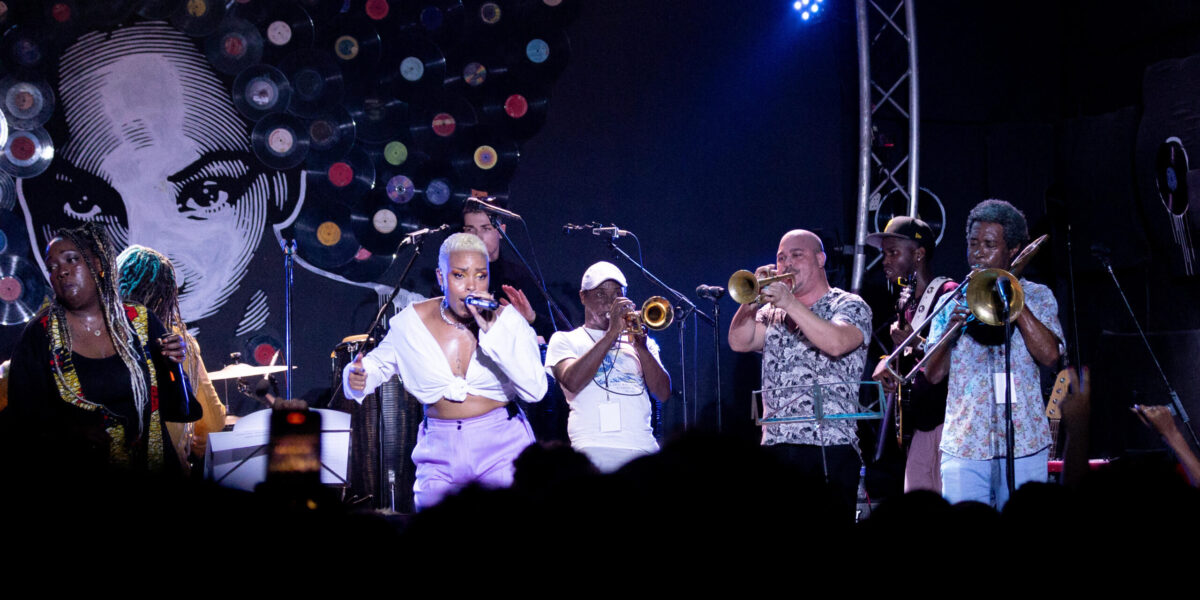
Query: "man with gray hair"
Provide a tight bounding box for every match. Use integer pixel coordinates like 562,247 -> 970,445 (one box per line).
924,199 -> 1064,508
344,233 -> 547,509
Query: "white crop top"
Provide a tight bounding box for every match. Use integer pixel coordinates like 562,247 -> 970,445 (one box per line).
342,303 -> 548,405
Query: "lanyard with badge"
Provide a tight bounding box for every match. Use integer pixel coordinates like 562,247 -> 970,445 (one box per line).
585,329 -> 646,433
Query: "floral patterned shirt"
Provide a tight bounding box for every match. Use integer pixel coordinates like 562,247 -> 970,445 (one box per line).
756,288 -> 872,448
926,279 -> 1064,460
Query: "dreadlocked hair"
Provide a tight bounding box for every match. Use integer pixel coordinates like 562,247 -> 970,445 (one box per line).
117,245 -> 183,331
117,245 -> 202,383
49,223 -> 150,430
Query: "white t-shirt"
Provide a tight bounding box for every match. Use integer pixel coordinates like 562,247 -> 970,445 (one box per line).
543,327 -> 663,453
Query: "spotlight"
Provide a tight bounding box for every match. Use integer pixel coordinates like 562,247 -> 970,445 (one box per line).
811,3 -> 819,12
793,1 -> 801,9
801,11 -> 810,19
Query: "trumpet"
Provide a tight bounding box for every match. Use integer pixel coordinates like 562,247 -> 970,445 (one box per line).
728,270 -> 794,304
623,296 -> 674,335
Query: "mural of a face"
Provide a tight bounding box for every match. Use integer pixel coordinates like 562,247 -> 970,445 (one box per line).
18,22 -> 300,323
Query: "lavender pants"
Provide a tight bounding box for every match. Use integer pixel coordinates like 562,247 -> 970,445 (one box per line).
411,406 -> 535,511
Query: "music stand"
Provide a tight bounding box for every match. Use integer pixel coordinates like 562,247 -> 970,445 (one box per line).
752,380 -> 884,480
205,408 -> 352,492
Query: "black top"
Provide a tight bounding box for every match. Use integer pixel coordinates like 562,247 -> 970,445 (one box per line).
2,306 -> 199,469
489,250 -> 562,340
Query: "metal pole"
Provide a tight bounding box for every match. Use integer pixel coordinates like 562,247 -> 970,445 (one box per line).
905,0 -> 920,217
851,0 -> 872,294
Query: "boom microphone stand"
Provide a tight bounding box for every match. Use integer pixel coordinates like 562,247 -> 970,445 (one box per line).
1096,251 -> 1200,449
603,232 -> 713,431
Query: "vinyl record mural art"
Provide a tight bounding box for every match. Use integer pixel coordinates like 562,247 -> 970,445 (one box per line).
1,0 -> 572,403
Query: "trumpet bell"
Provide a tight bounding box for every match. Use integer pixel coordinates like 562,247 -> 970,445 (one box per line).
728,270 -> 793,304
624,296 -> 674,334
642,296 -> 673,330
965,268 -> 1025,326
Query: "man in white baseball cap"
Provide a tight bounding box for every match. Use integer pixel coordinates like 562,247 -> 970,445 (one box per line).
543,261 -> 671,472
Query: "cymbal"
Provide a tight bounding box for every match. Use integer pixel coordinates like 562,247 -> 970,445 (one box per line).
208,363 -> 294,381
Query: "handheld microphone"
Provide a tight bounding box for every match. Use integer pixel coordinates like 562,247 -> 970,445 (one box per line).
464,295 -> 500,310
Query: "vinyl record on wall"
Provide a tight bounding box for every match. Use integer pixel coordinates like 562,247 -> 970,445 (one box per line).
339,245 -> 393,282
2,26 -> 54,71
325,13 -> 382,83
294,202 -> 360,270
170,0 -> 226,37
404,1 -> 467,42
451,136 -> 518,185
346,84 -> 409,143
0,253 -> 46,326
232,64 -> 292,121
0,173 -> 16,211
204,16 -> 264,75
305,106 -> 357,166
480,86 -> 549,140
251,112 -> 310,170
351,191 -> 423,255
0,75 -> 55,131
279,49 -> 345,118
385,33 -> 447,99
0,128 -> 53,178
306,147 -> 376,200
507,26 -> 570,81
409,95 -> 477,155
255,0 -> 315,62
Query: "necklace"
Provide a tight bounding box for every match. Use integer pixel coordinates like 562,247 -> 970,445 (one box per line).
440,300 -> 467,330
72,314 -> 104,337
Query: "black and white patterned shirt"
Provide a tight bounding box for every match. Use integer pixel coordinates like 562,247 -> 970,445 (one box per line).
755,287 -> 872,448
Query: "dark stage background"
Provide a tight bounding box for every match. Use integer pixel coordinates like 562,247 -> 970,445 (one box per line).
4,0 -> 1200,481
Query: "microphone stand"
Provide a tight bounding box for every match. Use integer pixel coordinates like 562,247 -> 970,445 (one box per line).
282,239 -> 296,402
1098,255 -> 1200,449
997,282 -> 1016,495
605,236 -> 713,431
710,299 -> 722,432
361,229 -> 443,509
497,220 -> 573,331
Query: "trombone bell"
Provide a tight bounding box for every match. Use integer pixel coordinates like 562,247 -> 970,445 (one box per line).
964,268 -> 1025,326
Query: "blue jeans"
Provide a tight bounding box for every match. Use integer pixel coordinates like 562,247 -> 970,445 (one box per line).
940,448 -> 1048,509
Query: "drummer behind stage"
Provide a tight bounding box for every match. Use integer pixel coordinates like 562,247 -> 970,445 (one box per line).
343,233 -> 548,510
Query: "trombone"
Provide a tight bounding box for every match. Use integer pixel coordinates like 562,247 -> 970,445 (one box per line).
881,234 -> 1047,384
728,270 -> 795,304
624,296 -> 674,335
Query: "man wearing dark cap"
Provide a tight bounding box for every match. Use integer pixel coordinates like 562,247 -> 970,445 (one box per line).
868,216 -> 956,493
